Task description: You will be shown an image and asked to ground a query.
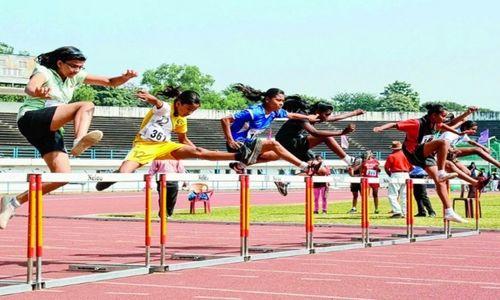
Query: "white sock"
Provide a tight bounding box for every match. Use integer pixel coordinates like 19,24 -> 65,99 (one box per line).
438,170 -> 447,177
342,155 -> 353,164
300,162 -> 308,170
444,208 -> 454,215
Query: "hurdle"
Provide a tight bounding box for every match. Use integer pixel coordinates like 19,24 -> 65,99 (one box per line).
35,173 -> 152,289
0,173 -> 38,296
151,173 -> 246,272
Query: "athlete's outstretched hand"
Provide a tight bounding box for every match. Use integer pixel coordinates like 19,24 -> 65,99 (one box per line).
34,87 -> 51,99
122,69 -> 138,80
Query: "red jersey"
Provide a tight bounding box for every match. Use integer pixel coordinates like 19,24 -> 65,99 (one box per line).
384,150 -> 413,173
361,158 -> 380,177
396,116 -> 441,153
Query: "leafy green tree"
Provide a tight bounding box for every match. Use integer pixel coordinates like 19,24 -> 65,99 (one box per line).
331,92 -> 380,111
141,64 -> 215,95
380,81 -> 420,112
0,42 -> 14,54
71,85 -> 97,103
0,94 -> 24,102
380,94 -> 420,112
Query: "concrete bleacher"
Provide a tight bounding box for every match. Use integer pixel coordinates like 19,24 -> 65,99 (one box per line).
0,111 -> 498,160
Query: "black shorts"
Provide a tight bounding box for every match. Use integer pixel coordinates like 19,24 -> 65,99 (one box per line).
350,183 -> 361,193
17,106 -> 67,156
277,136 -> 315,162
403,144 -> 436,168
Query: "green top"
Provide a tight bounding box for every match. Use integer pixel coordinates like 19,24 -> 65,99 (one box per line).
17,64 -> 88,120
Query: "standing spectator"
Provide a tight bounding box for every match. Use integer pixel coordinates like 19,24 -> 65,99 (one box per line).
347,157 -> 363,214
148,159 -> 187,218
361,151 -> 381,214
491,172 -> 499,192
384,141 -> 413,218
468,162 -> 478,177
409,166 -> 436,217
313,155 -> 331,214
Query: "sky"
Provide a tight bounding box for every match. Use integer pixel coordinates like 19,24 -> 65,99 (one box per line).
2,0 -> 499,110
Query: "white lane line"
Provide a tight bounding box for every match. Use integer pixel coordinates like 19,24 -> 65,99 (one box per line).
374,265 -> 412,269
453,268 -> 494,272
386,282 -> 433,286
208,266 -> 500,286
481,286 -> 500,290
302,263 -> 338,267
100,281 -> 373,300
289,258 -> 500,271
39,289 -> 65,293
220,274 -> 259,278
302,278 -> 342,282
194,296 -> 241,300
106,292 -> 150,296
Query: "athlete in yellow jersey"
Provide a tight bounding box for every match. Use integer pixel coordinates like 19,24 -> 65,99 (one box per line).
96,87 -> 243,191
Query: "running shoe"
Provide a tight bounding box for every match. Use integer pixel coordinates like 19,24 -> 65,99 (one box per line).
229,162 -> 246,174
444,212 -> 467,223
347,207 -> 357,214
71,130 -> 103,157
274,181 -> 289,196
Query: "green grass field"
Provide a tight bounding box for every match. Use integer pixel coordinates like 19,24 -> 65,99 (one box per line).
104,193 -> 500,229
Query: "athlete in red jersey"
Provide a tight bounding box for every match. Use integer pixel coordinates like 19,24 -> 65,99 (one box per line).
373,104 -> 470,223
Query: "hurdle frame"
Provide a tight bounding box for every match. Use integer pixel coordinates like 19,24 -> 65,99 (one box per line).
0,171 -> 483,295
39,173 -> 152,289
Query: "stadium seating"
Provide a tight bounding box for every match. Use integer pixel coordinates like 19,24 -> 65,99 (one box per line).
0,112 -> 497,160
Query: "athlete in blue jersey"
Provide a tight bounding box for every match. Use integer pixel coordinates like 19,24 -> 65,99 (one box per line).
221,84 -> 320,175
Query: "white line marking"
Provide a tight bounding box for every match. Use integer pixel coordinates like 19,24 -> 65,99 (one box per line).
99,282 -> 373,300
40,289 -> 65,293
194,297 -> 241,300
208,266 -> 500,286
386,282 -> 433,286
106,292 -> 150,296
220,274 -> 259,278
374,265 -> 412,269
453,268 -> 494,272
302,277 -> 342,282
481,286 -> 500,290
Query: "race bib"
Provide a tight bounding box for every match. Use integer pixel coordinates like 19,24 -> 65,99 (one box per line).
420,134 -> 434,144
141,123 -> 169,142
366,169 -> 377,177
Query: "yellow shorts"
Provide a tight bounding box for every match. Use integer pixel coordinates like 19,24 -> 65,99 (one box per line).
125,141 -> 185,165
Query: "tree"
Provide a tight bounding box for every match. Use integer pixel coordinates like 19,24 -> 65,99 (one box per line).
0,42 -> 14,54
379,94 -> 420,112
380,81 -> 420,112
141,64 -> 215,95
71,85 -> 97,103
0,94 -> 24,102
331,92 -> 380,111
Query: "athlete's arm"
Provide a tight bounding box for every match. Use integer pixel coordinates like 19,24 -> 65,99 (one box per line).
177,132 -> 196,148
287,113 -> 320,123
303,122 -> 355,137
25,73 -> 51,99
221,115 -> 240,149
326,109 -> 364,122
373,122 -> 397,133
84,70 -> 137,87
136,91 -> 163,109
468,140 -> 491,153
447,106 -> 478,128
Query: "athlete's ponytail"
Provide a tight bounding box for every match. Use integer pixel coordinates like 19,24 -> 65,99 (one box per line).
233,83 -> 284,103
283,95 -> 309,113
158,85 -> 201,107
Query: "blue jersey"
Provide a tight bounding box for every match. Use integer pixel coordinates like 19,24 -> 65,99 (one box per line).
230,103 -> 288,143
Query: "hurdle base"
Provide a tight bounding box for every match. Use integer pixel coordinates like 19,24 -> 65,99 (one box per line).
0,282 -> 34,296
249,247 -> 276,253
152,256 -> 246,272
250,248 -> 312,260
170,253 -> 232,261
68,263 -> 146,273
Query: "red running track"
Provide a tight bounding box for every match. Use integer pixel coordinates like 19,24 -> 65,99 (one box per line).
0,190 -> 498,299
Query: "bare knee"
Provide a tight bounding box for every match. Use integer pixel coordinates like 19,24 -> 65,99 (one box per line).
78,101 -> 95,112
